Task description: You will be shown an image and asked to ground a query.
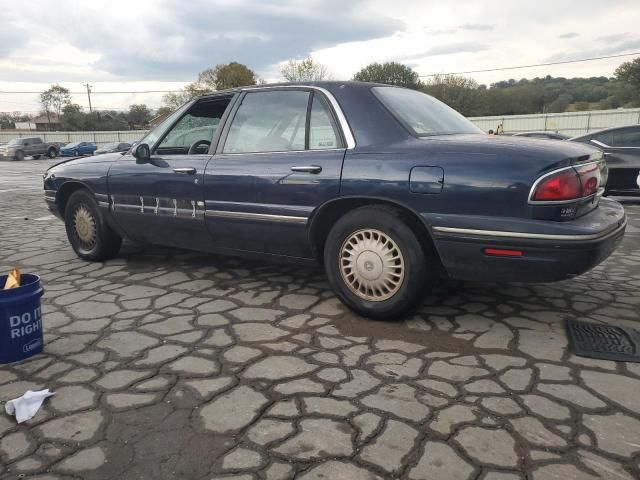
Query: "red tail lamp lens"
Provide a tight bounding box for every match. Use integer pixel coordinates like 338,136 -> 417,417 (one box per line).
532,164 -> 602,202
575,163 -> 601,197
533,169 -> 582,201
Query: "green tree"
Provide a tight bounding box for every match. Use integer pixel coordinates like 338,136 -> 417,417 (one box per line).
422,74 -> 484,116
127,104 -> 152,126
209,62 -> 257,90
352,62 -> 422,89
40,84 -> 71,122
615,57 -> 640,90
280,56 -> 329,82
161,62 -> 257,110
59,104 -> 87,131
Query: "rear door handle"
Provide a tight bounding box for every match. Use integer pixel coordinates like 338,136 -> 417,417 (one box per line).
173,167 -> 196,174
291,165 -> 322,174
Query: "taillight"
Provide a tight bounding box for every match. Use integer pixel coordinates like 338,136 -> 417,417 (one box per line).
531,163 -> 601,202
575,163 -> 600,197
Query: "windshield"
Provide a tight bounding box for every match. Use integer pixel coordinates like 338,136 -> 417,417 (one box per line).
65,143 -> 79,148
372,86 -> 483,137
8,139 -> 22,145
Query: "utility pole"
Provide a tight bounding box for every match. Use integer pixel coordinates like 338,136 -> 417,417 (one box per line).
84,83 -> 93,113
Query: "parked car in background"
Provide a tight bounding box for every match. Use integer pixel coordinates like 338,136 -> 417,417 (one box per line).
0,137 -> 59,160
512,131 -> 570,140
95,142 -> 131,155
59,142 -> 98,157
43,82 -> 625,319
571,125 -> 640,196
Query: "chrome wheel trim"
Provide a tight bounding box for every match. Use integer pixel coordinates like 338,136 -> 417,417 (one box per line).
73,205 -> 97,250
339,228 -> 405,302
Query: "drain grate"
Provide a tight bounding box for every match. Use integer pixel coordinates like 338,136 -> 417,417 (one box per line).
566,319 -> 640,363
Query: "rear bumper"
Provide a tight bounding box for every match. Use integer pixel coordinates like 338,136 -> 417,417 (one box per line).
429,199 -> 626,283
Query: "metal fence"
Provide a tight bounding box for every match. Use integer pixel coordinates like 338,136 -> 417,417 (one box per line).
0,130 -> 148,147
469,108 -> 640,136
1,107 -> 640,145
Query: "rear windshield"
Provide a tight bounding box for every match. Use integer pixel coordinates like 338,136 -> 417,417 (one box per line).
372,86 -> 482,137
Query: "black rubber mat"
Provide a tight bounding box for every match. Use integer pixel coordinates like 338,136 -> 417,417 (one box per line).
566,319 -> 640,362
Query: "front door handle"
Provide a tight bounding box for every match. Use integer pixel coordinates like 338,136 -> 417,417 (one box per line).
173,167 -> 196,174
291,165 -> 322,174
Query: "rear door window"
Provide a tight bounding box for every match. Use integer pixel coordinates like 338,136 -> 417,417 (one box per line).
610,129 -> 640,147
223,90 -> 310,153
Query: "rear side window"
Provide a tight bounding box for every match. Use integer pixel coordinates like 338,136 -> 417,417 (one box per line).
309,95 -> 339,150
592,132 -> 613,145
611,129 -> 640,147
372,86 -> 482,137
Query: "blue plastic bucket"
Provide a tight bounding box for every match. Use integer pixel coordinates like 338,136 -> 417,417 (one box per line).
0,274 -> 45,364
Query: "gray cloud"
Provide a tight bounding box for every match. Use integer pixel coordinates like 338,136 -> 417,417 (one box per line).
545,37 -> 640,63
559,32 -> 579,39
596,32 -> 629,42
391,42 -> 489,64
2,0 -> 404,81
458,24 -> 493,31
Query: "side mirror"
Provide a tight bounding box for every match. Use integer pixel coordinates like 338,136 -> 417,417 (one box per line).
133,143 -> 151,164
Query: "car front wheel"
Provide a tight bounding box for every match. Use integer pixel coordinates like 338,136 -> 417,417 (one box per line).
324,205 -> 436,320
13,150 -> 24,161
64,189 -> 122,261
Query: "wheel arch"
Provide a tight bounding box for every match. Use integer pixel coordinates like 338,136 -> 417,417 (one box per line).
308,196 -> 443,268
56,181 -> 95,218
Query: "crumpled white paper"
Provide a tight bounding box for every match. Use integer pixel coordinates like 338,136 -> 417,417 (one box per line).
4,389 -> 55,423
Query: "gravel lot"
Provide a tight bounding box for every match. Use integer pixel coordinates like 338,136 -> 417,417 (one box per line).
1,158 -> 640,480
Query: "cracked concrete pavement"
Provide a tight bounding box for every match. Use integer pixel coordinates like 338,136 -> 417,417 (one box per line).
1,158 -> 640,479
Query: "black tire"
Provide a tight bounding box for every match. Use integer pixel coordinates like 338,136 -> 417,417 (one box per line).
33,155 -> 41,159
64,189 -> 122,261
47,148 -> 58,159
13,150 -> 24,161
323,205 -> 437,320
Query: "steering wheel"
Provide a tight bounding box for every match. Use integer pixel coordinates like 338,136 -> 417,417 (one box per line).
188,139 -> 211,155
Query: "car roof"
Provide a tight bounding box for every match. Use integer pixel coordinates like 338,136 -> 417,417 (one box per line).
198,81 -> 388,99
570,124 -> 640,141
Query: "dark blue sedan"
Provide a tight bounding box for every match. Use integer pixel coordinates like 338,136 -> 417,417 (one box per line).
43,82 -> 626,319
59,142 -> 98,157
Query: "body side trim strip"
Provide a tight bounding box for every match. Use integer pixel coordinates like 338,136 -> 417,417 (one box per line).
432,220 -> 626,241
205,210 -> 308,224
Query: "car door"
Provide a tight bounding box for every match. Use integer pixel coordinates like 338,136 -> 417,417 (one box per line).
107,95 -> 235,251
203,88 -> 348,258
23,138 -> 35,156
591,128 -> 640,192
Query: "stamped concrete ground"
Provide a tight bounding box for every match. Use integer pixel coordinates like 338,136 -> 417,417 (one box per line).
1,158 -> 640,480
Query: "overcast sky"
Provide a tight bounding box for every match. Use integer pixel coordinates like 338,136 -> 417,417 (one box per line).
1,0 -> 639,113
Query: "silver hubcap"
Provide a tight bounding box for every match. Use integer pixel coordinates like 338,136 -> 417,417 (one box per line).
73,206 -> 97,249
339,228 -> 405,302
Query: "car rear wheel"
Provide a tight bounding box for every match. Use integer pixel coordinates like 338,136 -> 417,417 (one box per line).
13,150 -> 24,161
64,189 -> 122,261
323,205 -> 436,320
47,148 -> 58,159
